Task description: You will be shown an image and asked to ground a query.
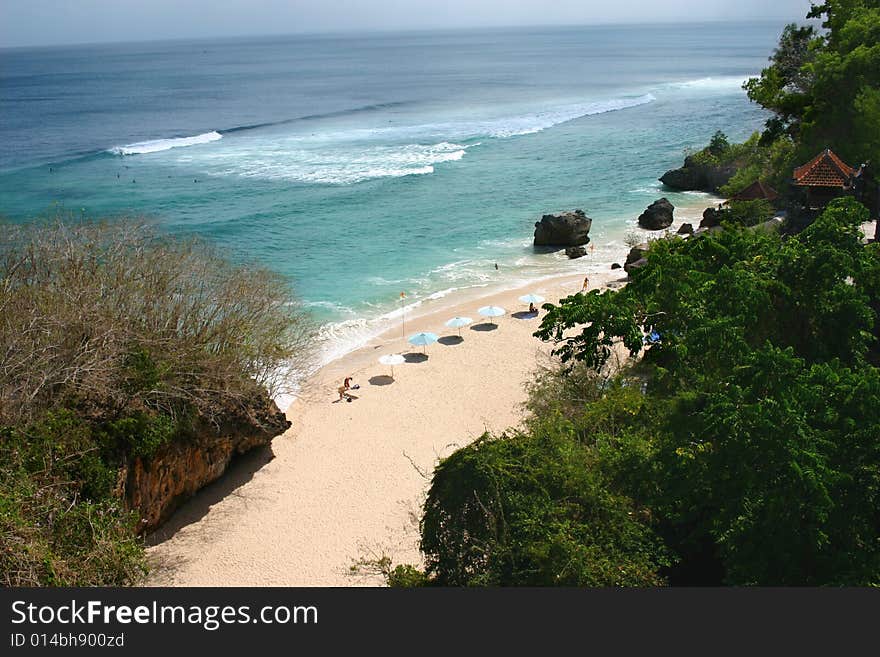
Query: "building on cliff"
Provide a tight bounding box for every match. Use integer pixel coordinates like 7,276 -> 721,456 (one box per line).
791,148 -> 858,211
728,179 -> 780,204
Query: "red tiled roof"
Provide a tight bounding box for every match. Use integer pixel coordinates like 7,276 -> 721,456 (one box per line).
793,148 -> 856,188
729,180 -> 779,202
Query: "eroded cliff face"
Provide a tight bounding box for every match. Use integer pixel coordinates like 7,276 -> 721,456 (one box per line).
122,396 -> 290,532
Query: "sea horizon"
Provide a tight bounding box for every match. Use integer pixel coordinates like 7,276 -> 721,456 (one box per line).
1,21 -> 781,371
0,18 -> 805,51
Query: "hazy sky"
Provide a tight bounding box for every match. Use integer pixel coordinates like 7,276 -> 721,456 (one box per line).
1,0 -> 817,48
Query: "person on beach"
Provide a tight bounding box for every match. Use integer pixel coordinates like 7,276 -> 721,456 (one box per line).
529,302 -> 537,314
582,276 -> 589,293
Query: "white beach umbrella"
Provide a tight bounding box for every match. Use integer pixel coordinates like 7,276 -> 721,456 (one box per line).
477,305 -> 506,326
445,316 -> 473,336
518,293 -> 545,305
379,353 -> 406,379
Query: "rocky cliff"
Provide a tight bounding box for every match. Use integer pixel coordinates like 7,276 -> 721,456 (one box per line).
123,395 -> 290,532
659,154 -> 737,194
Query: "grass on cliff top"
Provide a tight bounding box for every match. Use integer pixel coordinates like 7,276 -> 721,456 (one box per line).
0,217 -> 315,586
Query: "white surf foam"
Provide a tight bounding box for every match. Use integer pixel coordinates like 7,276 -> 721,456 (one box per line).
668,76 -> 753,92
109,131 -> 223,155
161,94 -> 656,185
204,140 -> 469,185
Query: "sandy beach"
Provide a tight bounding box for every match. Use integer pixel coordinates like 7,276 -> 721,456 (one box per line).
146,267 -> 630,586
144,209 -> 876,586
143,202 -> 717,587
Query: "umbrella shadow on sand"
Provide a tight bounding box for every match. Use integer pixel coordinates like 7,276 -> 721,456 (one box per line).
369,375 -> 395,386
404,352 -> 429,363
512,311 -> 539,320
438,335 -> 464,345
471,322 -> 499,332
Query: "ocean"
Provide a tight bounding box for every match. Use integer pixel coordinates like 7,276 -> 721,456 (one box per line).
0,21 -> 781,364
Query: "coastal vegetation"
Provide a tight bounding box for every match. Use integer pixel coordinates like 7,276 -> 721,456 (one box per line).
713,0 -> 878,205
397,197 -> 879,586
0,220 -> 311,585
394,2 -> 880,587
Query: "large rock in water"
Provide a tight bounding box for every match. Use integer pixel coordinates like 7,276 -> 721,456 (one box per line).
660,154 -> 737,193
565,246 -> 587,259
637,198 -> 675,230
534,209 -> 592,247
123,393 -> 290,533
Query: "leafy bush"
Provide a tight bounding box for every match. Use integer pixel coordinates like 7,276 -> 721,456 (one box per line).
421,430 -> 669,586
526,198 -> 880,584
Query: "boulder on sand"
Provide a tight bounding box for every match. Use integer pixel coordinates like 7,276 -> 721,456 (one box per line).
700,206 -> 725,228
637,198 -> 675,230
624,242 -> 649,274
565,246 -> 587,259
533,209 -> 592,247
677,223 -> 694,235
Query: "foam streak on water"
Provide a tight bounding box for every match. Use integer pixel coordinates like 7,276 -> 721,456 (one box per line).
109,131 -> 223,155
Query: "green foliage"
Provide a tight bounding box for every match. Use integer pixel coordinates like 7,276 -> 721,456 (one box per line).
746,3 -> 880,165
386,564 -> 431,588
0,218 -> 314,586
708,130 -> 731,156
743,23 -> 818,140
725,199 -> 776,226
715,133 -> 796,197
102,412 -> 178,457
516,199 -> 880,584
420,430 -> 669,586
0,412 -> 147,586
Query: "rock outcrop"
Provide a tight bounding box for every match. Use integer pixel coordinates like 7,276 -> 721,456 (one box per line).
534,210 -> 592,248
677,223 -> 694,235
624,243 -> 649,274
611,262 -> 622,270
124,394 -> 290,533
565,246 -> 587,259
637,198 -> 674,230
700,206 -> 726,228
660,154 -> 737,193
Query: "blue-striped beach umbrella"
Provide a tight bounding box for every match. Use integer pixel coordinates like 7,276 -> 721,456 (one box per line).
407,331 -> 439,353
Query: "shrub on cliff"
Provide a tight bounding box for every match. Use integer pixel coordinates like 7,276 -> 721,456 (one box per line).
0,220 -> 312,426
0,218 -> 313,585
420,429 -> 668,586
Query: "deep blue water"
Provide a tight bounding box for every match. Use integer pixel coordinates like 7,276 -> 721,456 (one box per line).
0,22 -> 784,353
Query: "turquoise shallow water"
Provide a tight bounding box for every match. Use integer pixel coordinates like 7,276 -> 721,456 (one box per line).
0,22 -> 783,358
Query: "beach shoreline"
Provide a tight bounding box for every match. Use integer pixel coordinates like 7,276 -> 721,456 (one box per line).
144,199 -> 716,587
146,202 -> 877,587
145,268 -> 612,585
